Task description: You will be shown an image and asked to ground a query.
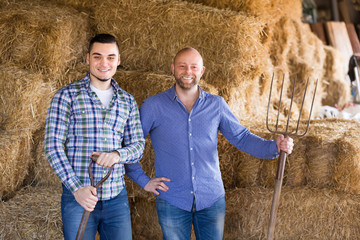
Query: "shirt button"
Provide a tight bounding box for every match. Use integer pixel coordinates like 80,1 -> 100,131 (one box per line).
188,118 -> 191,122
192,177 -> 195,180
190,191 -> 194,194
191,162 -> 194,165
190,148 -> 193,151
189,133 -> 192,136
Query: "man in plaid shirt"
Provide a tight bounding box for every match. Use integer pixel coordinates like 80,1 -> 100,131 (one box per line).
45,34 -> 145,239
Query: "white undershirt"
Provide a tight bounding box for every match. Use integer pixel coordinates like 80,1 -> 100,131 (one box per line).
90,84 -> 114,109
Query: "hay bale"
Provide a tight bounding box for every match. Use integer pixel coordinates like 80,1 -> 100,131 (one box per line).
128,196 -> 161,240
306,119 -> 360,194
57,62 -> 89,88
125,138 -> 156,199
305,135 -> 336,188
94,0 -> 267,89
223,18 -> 325,121
334,123 -> 360,194
44,0 -> 98,13
0,0 -> 92,77
218,134 -> 261,190
321,45 -> 351,108
0,185 -> 62,239
30,128 -> 62,187
225,186 -> 360,239
218,120 -> 308,189
183,0 -> 303,28
267,18 -> 325,118
0,130 -> 32,201
0,63 -> 54,132
284,135 -> 307,186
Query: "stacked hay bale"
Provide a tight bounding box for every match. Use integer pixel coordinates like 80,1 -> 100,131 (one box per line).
0,186 -> 62,239
322,45 -> 352,107
217,118 -> 360,239
0,0 -> 357,239
93,0 -> 290,121
0,0 -> 92,80
225,186 -> 360,239
0,0 -> 92,200
0,64 -> 53,200
184,0 -> 350,120
184,0 -> 303,27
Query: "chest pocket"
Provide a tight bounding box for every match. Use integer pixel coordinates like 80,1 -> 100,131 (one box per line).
68,107 -> 97,137
72,107 -> 93,123
106,108 -> 128,134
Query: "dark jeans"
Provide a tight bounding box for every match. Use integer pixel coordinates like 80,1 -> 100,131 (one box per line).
61,185 -> 132,240
156,197 -> 225,240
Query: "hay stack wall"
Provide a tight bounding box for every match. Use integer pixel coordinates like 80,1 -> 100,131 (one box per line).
0,0 -> 92,79
0,0 -> 358,239
225,187 -> 360,239
184,0 -> 350,119
0,64 -> 53,200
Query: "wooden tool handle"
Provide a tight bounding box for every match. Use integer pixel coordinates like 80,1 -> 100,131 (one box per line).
267,150 -> 287,240
75,210 -> 90,240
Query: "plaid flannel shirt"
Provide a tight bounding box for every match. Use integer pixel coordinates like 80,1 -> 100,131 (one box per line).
44,73 -> 145,200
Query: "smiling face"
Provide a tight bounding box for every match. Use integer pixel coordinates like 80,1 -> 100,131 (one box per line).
86,42 -> 120,85
171,48 -> 205,90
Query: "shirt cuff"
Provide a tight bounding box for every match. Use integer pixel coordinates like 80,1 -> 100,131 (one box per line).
115,149 -> 128,164
271,140 -> 280,158
138,175 -> 152,189
65,176 -> 83,194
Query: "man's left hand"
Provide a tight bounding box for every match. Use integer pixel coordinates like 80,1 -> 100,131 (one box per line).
91,151 -> 120,167
276,135 -> 294,154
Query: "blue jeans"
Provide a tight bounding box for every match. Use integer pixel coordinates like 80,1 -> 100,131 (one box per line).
61,185 -> 132,240
156,197 -> 225,240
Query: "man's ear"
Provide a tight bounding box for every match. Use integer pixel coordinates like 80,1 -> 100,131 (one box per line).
86,53 -> 90,64
171,63 -> 175,74
201,66 -> 205,75
117,55 -> 121,66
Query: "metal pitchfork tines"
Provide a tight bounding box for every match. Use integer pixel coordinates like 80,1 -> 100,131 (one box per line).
266,73 -> 318,240
75,155 -> 114,240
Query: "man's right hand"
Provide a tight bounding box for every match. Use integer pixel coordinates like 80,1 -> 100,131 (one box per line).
73,186 -> 98,212
144,177 -> 171,195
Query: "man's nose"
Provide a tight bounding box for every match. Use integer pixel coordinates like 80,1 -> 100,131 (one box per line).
100,58 -> 108,66
185,66 -> 192,73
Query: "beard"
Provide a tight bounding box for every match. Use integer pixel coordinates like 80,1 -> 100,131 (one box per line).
174,73 -> 199,90
90,72 -> 111,82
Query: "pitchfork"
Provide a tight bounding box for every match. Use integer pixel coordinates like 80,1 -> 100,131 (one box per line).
75,155 -> 114,240
266,73 -> 318,240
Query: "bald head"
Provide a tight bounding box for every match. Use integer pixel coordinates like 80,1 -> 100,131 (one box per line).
173,47 -> 204,66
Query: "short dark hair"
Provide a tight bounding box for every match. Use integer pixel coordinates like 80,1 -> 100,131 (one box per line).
88,33 -> 119,53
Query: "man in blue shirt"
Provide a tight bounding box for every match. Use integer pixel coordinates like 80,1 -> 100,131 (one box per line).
45,34 -> 145,239
125,47 -> 293,240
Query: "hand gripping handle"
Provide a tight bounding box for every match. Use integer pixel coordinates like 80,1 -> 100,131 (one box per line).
89,155 -> 114,189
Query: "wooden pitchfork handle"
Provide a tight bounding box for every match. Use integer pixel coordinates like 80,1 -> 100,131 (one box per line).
75,155 -> 114,240
267,150 -> 287,240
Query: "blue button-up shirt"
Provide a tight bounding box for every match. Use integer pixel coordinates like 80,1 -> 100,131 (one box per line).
126,85 -> 278,211
45,73 -> 145,200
